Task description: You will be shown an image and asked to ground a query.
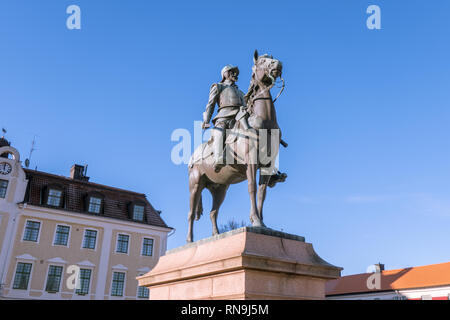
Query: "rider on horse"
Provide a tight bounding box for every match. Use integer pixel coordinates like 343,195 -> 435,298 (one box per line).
202,64 -> 250,173
187,51 -> 288,243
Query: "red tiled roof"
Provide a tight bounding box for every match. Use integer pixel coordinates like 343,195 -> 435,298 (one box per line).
24,169 -> 170,229
326,262 -> 450,296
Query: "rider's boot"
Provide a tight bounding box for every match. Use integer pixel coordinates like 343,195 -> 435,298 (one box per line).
212,128 -> 225,173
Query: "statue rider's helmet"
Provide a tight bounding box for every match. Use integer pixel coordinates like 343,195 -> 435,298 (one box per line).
220,64 -> 239,82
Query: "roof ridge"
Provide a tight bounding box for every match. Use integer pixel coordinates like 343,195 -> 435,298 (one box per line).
24,168 -> 146,196
339,261 -> 450,278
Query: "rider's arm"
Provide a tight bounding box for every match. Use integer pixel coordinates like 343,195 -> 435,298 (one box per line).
203,83 -> 220,124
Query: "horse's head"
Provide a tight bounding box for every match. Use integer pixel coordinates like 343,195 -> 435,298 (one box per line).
245,50 -> 284,107
252,50 -> 283,88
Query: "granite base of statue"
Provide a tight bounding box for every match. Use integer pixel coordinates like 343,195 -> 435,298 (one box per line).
137,227 -> 341,300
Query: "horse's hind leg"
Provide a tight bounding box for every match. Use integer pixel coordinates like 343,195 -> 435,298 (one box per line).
187,168 -> 204,243
208,184 -> 228,236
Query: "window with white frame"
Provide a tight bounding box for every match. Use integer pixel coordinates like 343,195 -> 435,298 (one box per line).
45,265 -> 63,293
0,179 -> 8,198
141,238 -> 154,256
111,272 -> 125,296
82,229 -> 97,249
137,285 -> 149,299
23,220 -> 40,242
12,262 -> 32,290
116,234 -> 129,254
54,225 -> 70,246
76,268 -> 92,295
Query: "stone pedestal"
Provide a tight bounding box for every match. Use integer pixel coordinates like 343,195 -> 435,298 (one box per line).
137,227 -> 342,300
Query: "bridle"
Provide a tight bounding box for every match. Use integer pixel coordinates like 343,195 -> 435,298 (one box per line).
272,77 -> 285,103
247,59 -> 285,109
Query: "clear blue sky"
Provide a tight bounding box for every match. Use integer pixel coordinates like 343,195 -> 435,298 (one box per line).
1,1 -> 449,275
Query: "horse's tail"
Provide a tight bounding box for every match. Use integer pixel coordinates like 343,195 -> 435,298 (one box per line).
195,194 -> 203,221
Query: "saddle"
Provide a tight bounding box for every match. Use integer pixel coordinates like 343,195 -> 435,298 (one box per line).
189,121 -> 272,169
188,122 -> 250,168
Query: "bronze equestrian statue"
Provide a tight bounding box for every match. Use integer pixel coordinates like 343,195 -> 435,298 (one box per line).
187,50 -> 287,243
202,64 -> 250,173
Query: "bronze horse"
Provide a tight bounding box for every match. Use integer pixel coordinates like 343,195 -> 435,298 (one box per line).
186,50 -> 286,243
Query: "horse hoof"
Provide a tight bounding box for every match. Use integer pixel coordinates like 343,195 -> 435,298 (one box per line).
250,215 -> 265,228
252,222 -> 265,228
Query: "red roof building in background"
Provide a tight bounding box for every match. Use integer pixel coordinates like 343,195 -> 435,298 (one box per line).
326,262 -> 450,300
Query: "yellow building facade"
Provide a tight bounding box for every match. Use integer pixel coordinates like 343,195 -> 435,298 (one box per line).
0,139 -> 172,299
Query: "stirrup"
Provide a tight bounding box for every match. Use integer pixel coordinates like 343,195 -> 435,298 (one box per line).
213,163 -> 224,173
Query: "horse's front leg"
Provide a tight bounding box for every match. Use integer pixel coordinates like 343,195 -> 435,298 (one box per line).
247,164 -> 265,227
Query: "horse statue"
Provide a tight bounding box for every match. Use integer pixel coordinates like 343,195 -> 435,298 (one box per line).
186,50 -> 287,243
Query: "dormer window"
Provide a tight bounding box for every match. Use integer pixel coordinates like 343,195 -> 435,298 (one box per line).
132,205 -> 145,221
85,192 -> 104,215
42,184 -> 65,208
46,187 -> 63,207
88,197 -> 102,214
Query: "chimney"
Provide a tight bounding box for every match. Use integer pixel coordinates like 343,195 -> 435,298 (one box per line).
70,164 -> 90,181
374,263 -> 385,272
